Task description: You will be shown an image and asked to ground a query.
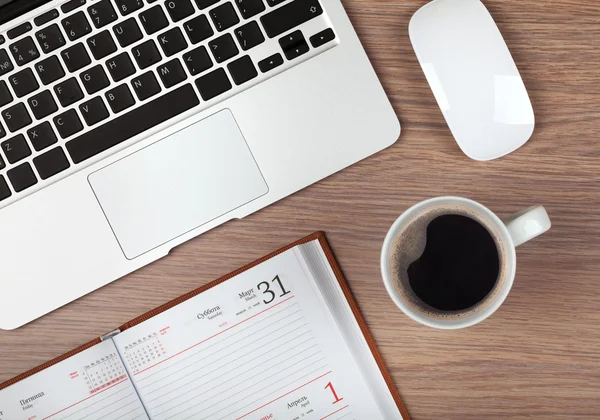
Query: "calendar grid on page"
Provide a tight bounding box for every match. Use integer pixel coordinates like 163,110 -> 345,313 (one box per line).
83,352 -> 127,394
123,333 -> 167,374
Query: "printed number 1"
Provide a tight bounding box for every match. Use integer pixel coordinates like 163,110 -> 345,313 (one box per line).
325,382 -> 344,404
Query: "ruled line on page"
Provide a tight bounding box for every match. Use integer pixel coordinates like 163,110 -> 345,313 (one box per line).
56,390 -> 134,420
192,366 -> 331,420
133,296 -> 296,377
155,357 -> 327,418
137,302 -> 301,384
146,336 -> 318,407
137,308 -> 312,403
143,326 -> 312,399
146,336 -> 319,408
231,370 -> 334,420
113,405 -> 147,420
72,398 -> 140,420
320,405 -> 350,420
139,307 -> 304,392
67,392 -> 136,420
42,379 -> 131,420
152,350 -> 324,416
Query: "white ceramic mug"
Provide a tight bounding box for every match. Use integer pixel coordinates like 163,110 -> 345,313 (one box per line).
380,197 -> 551,329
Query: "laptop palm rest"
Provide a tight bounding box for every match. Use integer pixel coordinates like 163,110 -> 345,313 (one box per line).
88,109 -> 268,260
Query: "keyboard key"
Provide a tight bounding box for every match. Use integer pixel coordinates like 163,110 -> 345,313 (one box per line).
194,0 -> 219,9
54,78 -> 84,107
157,58 -> 187,88
62,11 -> 92,41
235,21 -> 264,51
209,33 -> 238,63
79,96 -> 109,126
113,18 -> 142,47
81,65 -> 110,94
0,176 -> 11,201
131,71 -> 161,101
266,0 -> 286,5
35,24 -> 66,54
210,3 -> 240,32
106,84 -> 135,113
0,81 -> 13,107
183,46 -> 212,75
7,22 -> 33,40
227,55 -> 257,85
0,123 -> 5,139
2,134 -> 31,164
279,30 -> 308,60
62,0 -> 86,13
66,84 -> 199,163
27,121 -> 58,151
235,0 -> 265,19
61,42 -> 91,72
183,15 -> 214,45
310,28 -> 335,48
9,37 -> 40,66
132,40 -> 161,70
165,0 -> 195,22
115,0 -> 144,15
2,103 -> 32,132
195,68 -> 231,100
258,52 -> 282,72
28,90 -> 58,119
87,30 -> 117,60
0,36 -> 4,45
261,0 -> 322,38
33,146 -> 70,179
139,6 -> 169,35
7,162 -> 37,192
158,27 -> 188,57
35,55 -> 65,85
9,68 -> 39,98
54,109 -> 83,138
0,49 -> 14,76
106,52 -> 135,81
87,0 -> 118,28
34,9 -> 60,26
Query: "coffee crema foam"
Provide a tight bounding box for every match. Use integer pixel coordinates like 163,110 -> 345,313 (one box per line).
389,203 -> 509,320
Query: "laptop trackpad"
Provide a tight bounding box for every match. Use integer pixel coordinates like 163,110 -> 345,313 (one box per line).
89,110 -> 268,259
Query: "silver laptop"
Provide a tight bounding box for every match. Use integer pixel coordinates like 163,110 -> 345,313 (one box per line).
0,0 -> 400,329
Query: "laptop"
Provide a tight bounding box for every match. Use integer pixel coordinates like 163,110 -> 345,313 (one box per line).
0,0 -> 400,329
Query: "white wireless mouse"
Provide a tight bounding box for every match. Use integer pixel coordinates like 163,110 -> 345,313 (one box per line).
409,0 -> 535,161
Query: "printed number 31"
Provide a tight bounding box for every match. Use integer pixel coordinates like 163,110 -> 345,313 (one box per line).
257,275 -> 291,304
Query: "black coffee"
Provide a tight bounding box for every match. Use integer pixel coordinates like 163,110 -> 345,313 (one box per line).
407,214 -> 500,311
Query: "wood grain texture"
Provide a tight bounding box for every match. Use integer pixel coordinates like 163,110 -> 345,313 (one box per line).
1,0 -> 599,418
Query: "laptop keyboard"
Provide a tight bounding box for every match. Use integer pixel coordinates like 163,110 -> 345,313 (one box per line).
0,0 -> 336,205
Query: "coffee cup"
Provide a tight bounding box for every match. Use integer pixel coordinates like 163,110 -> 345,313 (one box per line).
380,197 -> 551,329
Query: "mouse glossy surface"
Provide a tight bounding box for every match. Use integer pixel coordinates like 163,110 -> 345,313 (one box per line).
409,0 -> 534,161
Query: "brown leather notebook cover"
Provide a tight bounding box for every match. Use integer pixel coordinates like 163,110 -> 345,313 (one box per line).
0,232 -> 410,419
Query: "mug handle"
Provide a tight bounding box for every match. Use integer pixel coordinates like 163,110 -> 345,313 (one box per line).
503,206 -> 551,247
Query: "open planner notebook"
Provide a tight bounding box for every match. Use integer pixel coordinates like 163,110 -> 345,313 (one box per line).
0,232 -> 409,420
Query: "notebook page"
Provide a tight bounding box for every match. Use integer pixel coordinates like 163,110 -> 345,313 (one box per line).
297,241 -> 405,418
0,340 -> 148,420
113,245 -> 393,420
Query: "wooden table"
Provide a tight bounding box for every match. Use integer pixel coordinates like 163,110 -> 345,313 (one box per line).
2,1 -> 599,418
